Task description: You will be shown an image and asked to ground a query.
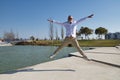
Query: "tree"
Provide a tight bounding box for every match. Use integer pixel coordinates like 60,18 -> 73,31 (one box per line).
95,27 -> 108,39
3,30 -> 15,41
30,36 -> 35,41
61,26 -> 64,40
49,19 -> 54,40
55,27 -> 59,40
79,27 -> 93,39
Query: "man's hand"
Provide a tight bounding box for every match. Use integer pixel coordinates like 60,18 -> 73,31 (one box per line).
47,19 -> 53,22
88,14 -> 94,18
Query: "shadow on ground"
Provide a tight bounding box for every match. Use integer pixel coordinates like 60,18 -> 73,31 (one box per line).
2,68 -> 75,74
69,54 -> 120,68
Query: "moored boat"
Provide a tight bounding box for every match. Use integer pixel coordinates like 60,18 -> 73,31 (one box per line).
0,40 -> 12,46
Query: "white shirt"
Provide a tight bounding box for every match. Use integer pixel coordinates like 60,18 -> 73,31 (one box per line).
52,17 -> 88,38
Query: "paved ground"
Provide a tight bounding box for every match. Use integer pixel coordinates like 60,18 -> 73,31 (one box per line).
0,47 -> 120,80
70,47 -> 120,67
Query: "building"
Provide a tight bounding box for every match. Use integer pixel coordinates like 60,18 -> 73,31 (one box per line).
105,32 -> 120,39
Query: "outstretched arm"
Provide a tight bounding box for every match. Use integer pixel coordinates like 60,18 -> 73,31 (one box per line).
76,14 -> 94,24
47,19 -> 64,26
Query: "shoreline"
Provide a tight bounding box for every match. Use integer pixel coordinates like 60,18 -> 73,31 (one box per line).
15,39 -> 120,47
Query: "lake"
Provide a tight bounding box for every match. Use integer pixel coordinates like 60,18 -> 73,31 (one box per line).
0,46 -> 90,73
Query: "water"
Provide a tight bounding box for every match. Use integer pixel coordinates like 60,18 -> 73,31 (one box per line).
0,46 -> 89,73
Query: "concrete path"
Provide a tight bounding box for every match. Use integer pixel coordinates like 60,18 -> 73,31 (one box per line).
0,47 -> 120,80
70,47 -> 120,67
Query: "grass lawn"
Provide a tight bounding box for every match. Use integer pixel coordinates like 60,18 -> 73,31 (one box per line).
78,40 -> 120,47
17,40 -> 120,47
36,39 -> 120,47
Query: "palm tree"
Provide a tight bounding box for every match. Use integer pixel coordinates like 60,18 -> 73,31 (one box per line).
95,27 -> 108,39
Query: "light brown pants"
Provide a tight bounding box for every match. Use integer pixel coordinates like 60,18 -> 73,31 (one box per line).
53,37 -> 85,56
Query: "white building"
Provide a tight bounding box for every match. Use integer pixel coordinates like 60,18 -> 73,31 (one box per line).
105,32 -> 120,39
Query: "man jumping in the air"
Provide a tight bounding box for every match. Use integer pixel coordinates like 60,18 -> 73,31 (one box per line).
48,14 -> 94,60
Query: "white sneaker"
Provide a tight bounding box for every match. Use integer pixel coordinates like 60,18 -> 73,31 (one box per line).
83,56 -> 91,61
49,54 -> 56,59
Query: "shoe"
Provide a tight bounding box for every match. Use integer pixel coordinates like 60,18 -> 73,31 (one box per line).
49,54 -> 56,59
83,56 -> 91,61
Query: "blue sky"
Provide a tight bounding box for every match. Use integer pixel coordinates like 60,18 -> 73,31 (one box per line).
0,0 -> 120,39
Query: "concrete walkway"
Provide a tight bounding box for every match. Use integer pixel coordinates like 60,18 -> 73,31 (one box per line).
0,47 -> 120,80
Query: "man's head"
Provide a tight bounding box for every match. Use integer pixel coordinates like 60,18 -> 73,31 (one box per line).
68,15 -> 73,22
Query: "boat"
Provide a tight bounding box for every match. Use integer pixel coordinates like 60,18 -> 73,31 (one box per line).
0,40 -> 12,46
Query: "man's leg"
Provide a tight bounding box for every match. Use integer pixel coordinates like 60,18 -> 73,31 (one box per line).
71,38 -> 89,60
50,38 -> 70,58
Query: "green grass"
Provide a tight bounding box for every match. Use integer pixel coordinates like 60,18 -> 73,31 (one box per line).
49,39 -> 120,47
17,40 -> 120,47
78,40 -> 120,47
